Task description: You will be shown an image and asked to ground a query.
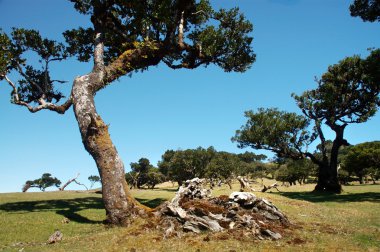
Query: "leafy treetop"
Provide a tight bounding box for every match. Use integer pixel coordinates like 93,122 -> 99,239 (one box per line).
350,0 -> 380,22
234,49 -> 380,166
0,0 -> 255,113
293,49 -> 380,130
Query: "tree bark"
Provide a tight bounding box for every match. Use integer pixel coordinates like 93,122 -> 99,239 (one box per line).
72,74 -> 150,225
237,176 -> 254,192
314,126 -> 344,193
314,163 -> 341,193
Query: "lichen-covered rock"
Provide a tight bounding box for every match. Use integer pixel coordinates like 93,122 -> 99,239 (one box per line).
47,230 -> 63,244
229,192 -> 258,206
156,178 -> 289,240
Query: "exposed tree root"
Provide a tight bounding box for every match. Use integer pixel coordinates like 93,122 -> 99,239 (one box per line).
153,178 -> 290,240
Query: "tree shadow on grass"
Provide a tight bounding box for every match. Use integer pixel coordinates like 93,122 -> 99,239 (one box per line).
0,197 -> 104,224
276,191 -> 380,203
0,196 -> 168,223
154,188 -> 178,192
135,198 -> 167,208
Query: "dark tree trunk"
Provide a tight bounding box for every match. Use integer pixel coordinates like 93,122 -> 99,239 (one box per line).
227,180 -> 232,189
314,164 -> 342,193
177,180 -> 183,187
314,125 -> 344,193
72,75 -> 150,225
358,175 -> 364,184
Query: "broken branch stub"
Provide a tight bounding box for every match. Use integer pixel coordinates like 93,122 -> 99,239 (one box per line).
155,178 -> 289,240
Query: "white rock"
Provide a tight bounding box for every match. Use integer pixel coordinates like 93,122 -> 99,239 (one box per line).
229,192 -> 257,205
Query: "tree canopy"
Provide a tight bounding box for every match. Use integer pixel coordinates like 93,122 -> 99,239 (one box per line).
0,0 -> 256,225
341,141 -> 380,183
350,0 -> 380,22
22,173 -> 61,192
126,158 -> 166,189
88,175 -> 101,189
233,49 -> 380,193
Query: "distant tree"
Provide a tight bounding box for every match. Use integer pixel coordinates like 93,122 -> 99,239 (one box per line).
22,173 -> 61,192
130,158 -> 155,189
125,171 -> 139,189
1,1 -> 255,225
144,168 -> 166,189
127,158 -> 166,189
350,0 -> 380,22
206,151 -> 237,188
235,154 -> 268,184
237,151 -> 267,163
342,141 -> 380,184
233,50 -> 380,193
88,175 -> 101,189
274,159 -> 317,186
158,147 -> 215,186
158,150 -> 176,179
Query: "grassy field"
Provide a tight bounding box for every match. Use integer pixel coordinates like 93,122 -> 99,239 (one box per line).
0,181 -> 379,252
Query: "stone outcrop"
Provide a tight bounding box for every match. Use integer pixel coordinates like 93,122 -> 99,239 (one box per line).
155,178 -> 289,240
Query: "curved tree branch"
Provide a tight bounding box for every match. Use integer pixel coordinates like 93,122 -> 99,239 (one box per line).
3,75 -> 72,114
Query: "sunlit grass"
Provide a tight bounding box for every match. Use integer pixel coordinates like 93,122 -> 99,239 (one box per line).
0,182 -> 379,251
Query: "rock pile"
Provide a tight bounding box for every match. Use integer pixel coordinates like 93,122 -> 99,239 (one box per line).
155,178 -> 289,240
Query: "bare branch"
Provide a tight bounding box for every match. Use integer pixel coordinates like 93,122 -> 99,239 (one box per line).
178,11 -> 185,48
192,10 -> 207,16
4,75 -> 19,102
163,58 -> 207,70
60,173 -> 88,191
93,32 -> 105,74
15,63 -> 44,94
261,183 -> 280,192
3,75 -> 72,114
51,79 -> 68,84
73,179 -> 88,190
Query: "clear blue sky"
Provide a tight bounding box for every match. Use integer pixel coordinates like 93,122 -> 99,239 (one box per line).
0,0 -> 379,192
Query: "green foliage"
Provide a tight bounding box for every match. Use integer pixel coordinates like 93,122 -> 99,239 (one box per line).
206,151 -> 238,181
274,159 -> 317,185
232,108 -> 315,159
234,51 -> 380,192
158,147 -> 268,184
350,0 -> 380,22
65,0 -> 255,71
341,141 -> 380,183
237,151 -> 267,163
127,158 -> 165,189
158,149 -> 176,177
63,27 -> 95,62
294,49 -> 380,127
88,175 -> 101,189
144,168 -> 166,189
0,31 -> 12,80
158,147 -> 215,184
189,7 -> 255,72
0,28 -> 68,103
2,1 -> 255,112
24,173 -> 61,192
130,158 -> 152,175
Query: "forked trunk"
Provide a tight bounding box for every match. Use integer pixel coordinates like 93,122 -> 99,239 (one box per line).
314,124 -> 344,194
72,75 -> 150,225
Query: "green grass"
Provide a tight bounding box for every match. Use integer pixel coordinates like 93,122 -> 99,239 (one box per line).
0,182 -> 379,251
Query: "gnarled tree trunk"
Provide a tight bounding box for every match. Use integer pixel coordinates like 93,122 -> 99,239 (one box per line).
314,164 -> 341,193
314,125 -> 344,193
72,74 -> 150,225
